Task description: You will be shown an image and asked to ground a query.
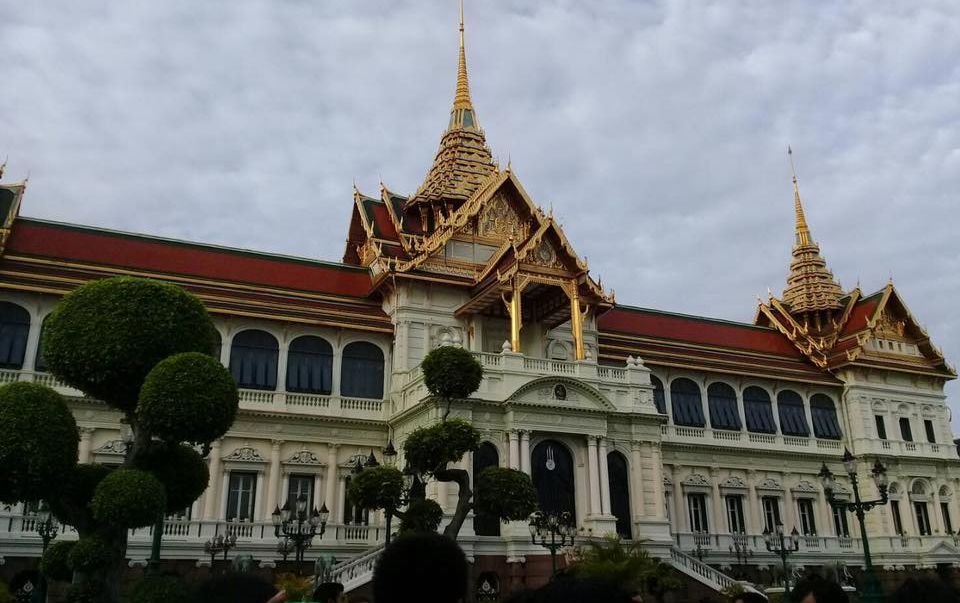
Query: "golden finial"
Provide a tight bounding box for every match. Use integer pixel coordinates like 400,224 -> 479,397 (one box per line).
788,146 -> 811,247
454,0 -> 472,111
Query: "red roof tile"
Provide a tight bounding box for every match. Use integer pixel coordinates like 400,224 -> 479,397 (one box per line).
840,294 -> 881,337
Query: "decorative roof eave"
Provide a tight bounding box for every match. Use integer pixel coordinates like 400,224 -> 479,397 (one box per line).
756,301 -> 830,368
515,217 -> 588,273
0,180 -> 27,256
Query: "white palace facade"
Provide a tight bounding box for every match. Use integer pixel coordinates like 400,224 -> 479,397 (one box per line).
1,11 -> 958,596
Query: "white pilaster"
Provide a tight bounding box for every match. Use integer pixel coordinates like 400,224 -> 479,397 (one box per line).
783,474 -> 796,531
587,437 -> 602,515
78,428 -> 94,464
264,440 -> 283,520
508,431 -> 520,470
325,444 -> 339,522
710,468 -> 723,534
598,438 -> 612,516
630,443 -> 645,520
651,443 -> 666,519
671,466 -> 685,532
519,430 -> 531,475
203,440 -> 223,520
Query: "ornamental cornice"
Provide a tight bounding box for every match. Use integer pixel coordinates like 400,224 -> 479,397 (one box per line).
756,477 -> 783,491
93,439 -> 128,456
284,449 -> 325,466
223,446 -> 267,463
720,476 -> 748,490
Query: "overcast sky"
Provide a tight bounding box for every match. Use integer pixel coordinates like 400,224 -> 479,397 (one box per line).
3,1 -> 958,423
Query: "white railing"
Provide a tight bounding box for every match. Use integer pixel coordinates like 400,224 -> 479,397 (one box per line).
662,425 -> 851,456
0,369 -> 21,384
330,544 -> 385,592
597,366 -> 627,381
669,546 -> 738,592
236,389 -> 386,420
522,357 -> 577,375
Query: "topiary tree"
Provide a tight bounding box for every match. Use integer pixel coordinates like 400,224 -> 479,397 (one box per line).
1,276 -> 241,603
350,345 -> 538,541
129,576 -> 191,603
40,541 -> 77,582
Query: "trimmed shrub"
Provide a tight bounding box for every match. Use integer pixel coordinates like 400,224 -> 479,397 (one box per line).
399,499 -> 443,533
404,418 -> 480,474
48,464 -> 113,528
137,352 -> 238,445
67,536 -> 112,573
0,581 -> 13,603
348,466 -> 404,511
42,277 -> 217,410
421,346 -> 483,401
475,467 -> 539,521
0,382 -> 78,504
64,581 -> 103,603
41,540 -> 76,581
91,468 -> 166,528
138,443 -> 209,513
129,576 -> 191,603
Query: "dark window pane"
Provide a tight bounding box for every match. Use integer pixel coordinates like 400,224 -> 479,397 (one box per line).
924,420 -> 936,444
743,387 -> 777,434
0,302 -> 30,369
875,415 -> 887,440
707,382 -> 741,431
473,442 -> 501,536
810,394 -> 842,439
229,330 -> 279,390
899,418 -> 913,442
671,378 -> 705,428
286,336 -> 333,394
651,376 -> 666,414
607,451 -> 631,538
777,391 -> 809,437
341,342 -> 384,399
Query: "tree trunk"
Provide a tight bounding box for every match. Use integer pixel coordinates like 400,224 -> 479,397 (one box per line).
435,467 -> 472,541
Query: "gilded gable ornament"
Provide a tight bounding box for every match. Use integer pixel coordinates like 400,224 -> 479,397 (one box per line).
530,237 -> 564,269
876,309 -> 907,339
477,194 -> 522,239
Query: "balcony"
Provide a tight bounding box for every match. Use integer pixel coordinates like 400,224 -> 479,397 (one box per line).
660,424 -> 843,455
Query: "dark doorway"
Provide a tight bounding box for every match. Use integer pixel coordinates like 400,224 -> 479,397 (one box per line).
532,439 -> 576,519
607,451 -> 631,538
473,442 -> 501,536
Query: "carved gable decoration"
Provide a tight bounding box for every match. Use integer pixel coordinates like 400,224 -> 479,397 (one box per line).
477,193 -> 524,240
93,440 -> 128,456
757,478 -> 783,491
682,473 -> 711,488
875,309 -> 907,340
528,236 -> 564,270
505,377 -> 616,413
721,476 -> 748,490
792,480 -> 819,494
223,446 -> 266,463
285,449 -> 323,466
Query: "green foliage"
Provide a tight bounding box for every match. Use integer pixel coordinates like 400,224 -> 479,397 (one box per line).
91,468 -> 166,528
0,382 -> 78,504
42,277 -> 217,411
49,464 -> 113,527
41,540 -> 77,581
68,536 -> 113,573
129,576 -> 191,603
721,583 -> 746,599
0,581 -> 13,603
348,466 -> 404,511
403,418 -> 480,474
274,574 -> 314,602
399,499 -> 443,533
137,352 -> 238,445
138,443 -> 209,513
474,467 -> 538,521
64,581 -> 104,603
570,537 -> 682,598
421,346 -> 483,402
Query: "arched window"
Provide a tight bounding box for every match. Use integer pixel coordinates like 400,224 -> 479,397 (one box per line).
651,376 -> 666,414
286,336 -> 333,395
532,440 -> 576,519
707,382 -> 740,431
743,387 -> 777,434
777,390 -> 809,437
0,302 -> 30,369
34,315 -> 51,372
810,394 -> 842,439
473,442 -> 501,536
341,342 -> 384,399
229,330 -> 279,390
607,451 -> 631,538
670,378 -> 705,428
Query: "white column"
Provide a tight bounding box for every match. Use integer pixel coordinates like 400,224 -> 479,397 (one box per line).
313,474 -> 323,511
337,476 -> 348,523
276,342 -> 290,393
746,470 -> 760,533
630,443 -> 645,520
783,475 -> 796,530
21,314 -> 42,372
819,487 -> 833,536
325,444 -> 339,522
710,469 -> 723,534
78,428 -> 94,464
519,431 -> 531,475
598,438 -> 612,515
651,443 -> 666,519
508,431 -> 520,470
264,440 -> 283,519
587,437 -> 602,515
802,398 -> 814,438
933,490 -> 945,534
203,440 -> 223,520
672,466 -> 686,532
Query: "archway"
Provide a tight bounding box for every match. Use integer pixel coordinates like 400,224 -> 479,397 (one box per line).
473,442 -> 501,536
532,439 -> 576,520
607,451 -> 631,538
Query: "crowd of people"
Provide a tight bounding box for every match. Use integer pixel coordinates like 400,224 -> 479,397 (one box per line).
190,532 -> 960,603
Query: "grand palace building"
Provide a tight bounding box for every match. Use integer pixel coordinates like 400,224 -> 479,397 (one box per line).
1,10 -> 958,598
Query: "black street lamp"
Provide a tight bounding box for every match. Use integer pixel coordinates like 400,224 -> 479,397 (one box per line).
271,494 -> 329,575
819,448 -> 889,603
528,511 -> 576,577
32,502 -> 59,603
276,537 -> 295,562
763,522 -> 800,595
203,522 -> 239,570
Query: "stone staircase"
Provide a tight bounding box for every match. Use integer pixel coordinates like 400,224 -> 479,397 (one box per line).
668,546 -> 765,598
328,544 -> 384,592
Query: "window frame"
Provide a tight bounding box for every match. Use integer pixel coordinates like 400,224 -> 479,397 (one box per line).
226,471 -> 258,522
726,495 -> 746,534
797,499 -> 817,536
687,493 -> 710,534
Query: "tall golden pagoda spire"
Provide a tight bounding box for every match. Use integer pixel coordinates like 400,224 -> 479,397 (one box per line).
406,0 -> 496,220
781,147 -> 844,316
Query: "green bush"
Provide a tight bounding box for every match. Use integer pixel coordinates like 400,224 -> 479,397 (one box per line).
138,443 -> 209,513
64,581 -> 104,603
348,466 -> 404,511
129,576 -> 191,603
421,346 -> 483,401
404,418 -> 480,474
49,464 -> 114,528
91,468 -> 166,528
0,382 -> 78,504
42,277 -> 217,411
67,536 -> 112,573
475,467 -> 538,521
137,352 -> 238,445
0,580 -> 15,603
399,499 -> 443,533
41,540 -> 77,581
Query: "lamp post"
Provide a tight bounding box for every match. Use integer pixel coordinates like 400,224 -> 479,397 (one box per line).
763,522 -> 800,595
32,502 -> 59,603
271,495 -> 329,575
528,511 -> 576,577
203,522 -> 239,571
276,537 -> 295,562
819,448 -> 889,603
729,536 -> 753,579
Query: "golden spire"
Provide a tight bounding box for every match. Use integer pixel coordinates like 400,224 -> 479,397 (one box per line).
780,147 -> 844,315
454,0 -> 472,111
